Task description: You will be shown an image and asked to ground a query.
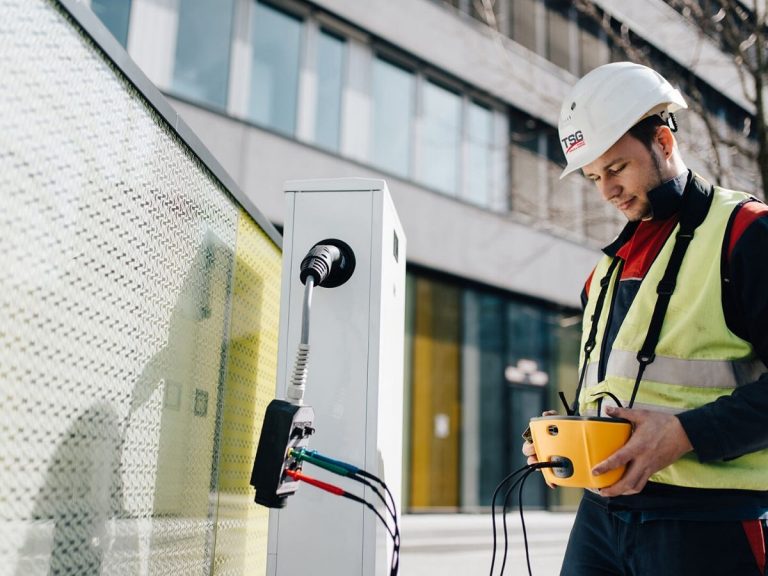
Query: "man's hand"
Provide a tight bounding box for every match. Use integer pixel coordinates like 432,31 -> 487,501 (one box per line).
522,410 -> 558,487
592,405 -> 694,497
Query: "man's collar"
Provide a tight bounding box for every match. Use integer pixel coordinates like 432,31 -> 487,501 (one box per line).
647,169 -> 690,220
603,221 -> 639,257
601,169 -> 691,256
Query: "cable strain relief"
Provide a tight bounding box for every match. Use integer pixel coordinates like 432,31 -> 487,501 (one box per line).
286,343 -> 310,405
285,384 -> 305,405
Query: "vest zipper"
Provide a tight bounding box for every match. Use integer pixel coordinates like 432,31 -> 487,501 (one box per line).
597,259 -> 624,383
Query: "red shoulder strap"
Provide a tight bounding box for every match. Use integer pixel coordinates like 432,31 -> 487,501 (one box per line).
727,200 -> 768,259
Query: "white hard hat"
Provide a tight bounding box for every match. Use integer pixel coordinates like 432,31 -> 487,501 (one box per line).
558,62 -> 687,179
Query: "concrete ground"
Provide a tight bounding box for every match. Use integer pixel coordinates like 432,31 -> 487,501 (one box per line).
398,511 -> 576,575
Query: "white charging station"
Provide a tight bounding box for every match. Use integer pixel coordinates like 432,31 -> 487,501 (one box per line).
267,178 -> 406,575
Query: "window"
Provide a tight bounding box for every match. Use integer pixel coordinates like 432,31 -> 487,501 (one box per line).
547,130 -> 584,235
545,0 -> 571,71
91,0 -> 132,47
172,0 -> 235,109
420,80 -> 462,195
314,30 -> 345,152
509,111 -> 544,219
510,0 -> 538,53
578,14 -> 606,75
371,57 -> 415,178
248,2 -> 302,136
466,102 -> 494,207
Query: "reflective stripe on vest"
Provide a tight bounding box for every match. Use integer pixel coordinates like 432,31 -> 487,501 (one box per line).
583,351 -> 764,391
578,182 -> 768,490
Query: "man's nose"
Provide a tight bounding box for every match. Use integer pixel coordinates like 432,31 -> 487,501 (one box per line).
600,182 -> 619,202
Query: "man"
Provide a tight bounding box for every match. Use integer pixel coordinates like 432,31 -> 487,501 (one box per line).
523,62 -> 768,575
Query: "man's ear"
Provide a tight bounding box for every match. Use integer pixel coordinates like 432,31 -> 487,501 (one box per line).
655,125 -> 675,159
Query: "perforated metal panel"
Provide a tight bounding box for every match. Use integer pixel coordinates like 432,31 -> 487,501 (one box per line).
0,1 -> 281,575
212,214 -> 281,576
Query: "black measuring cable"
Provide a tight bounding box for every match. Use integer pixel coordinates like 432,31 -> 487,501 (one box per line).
490,462 -> 560,576
500,468 -> 535,576
490,465 -> 531,576
356,469 -> 401,575
350,471 -> 400,575
291,449 -> 401,575
284,468 -> 399,575
508,467 -> 540,576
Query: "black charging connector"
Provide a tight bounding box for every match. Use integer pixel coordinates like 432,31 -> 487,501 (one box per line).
250,399 -> 315,508
299,239 -> 355,288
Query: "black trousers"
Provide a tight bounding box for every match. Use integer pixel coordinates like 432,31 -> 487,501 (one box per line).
561,495 -> 767,576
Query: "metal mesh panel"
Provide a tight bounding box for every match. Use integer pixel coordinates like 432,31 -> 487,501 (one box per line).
0,1 -> 281,574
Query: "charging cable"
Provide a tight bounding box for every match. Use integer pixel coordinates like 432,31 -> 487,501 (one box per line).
489,462 -> 561,576
286,242 -> 353,405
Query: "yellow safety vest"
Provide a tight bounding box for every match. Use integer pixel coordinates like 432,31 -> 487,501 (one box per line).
579,184 -> 767,490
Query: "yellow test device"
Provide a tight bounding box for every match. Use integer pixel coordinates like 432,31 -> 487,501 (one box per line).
529,416 -> 632,489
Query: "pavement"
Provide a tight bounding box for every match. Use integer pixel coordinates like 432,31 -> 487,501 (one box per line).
398,511 -> 576,575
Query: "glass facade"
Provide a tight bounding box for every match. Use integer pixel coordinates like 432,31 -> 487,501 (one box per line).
91,0 -> 131,47
420,80 -> 462,195
466,101 -> 494,207
371,57 -> 415,178
248,1 -> 303,136
3,2 -> 283,573
405,271 -> 583,511
172,0 -> 235,109
314,30 -> 345,152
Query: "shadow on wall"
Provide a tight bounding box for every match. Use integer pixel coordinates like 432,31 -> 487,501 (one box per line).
17,403 -> 132,576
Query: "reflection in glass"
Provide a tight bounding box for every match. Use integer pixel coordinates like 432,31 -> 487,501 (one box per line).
420,81 -> 461,195
371,58 -> 414,178
91,0 -> 132,47
467,102 -> 494,207
249,2 -> 302,136
315,30 -> 345,152
172,0 -> 235,109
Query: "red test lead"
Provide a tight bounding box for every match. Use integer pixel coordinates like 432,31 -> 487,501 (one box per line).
283,469 -> 345,496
